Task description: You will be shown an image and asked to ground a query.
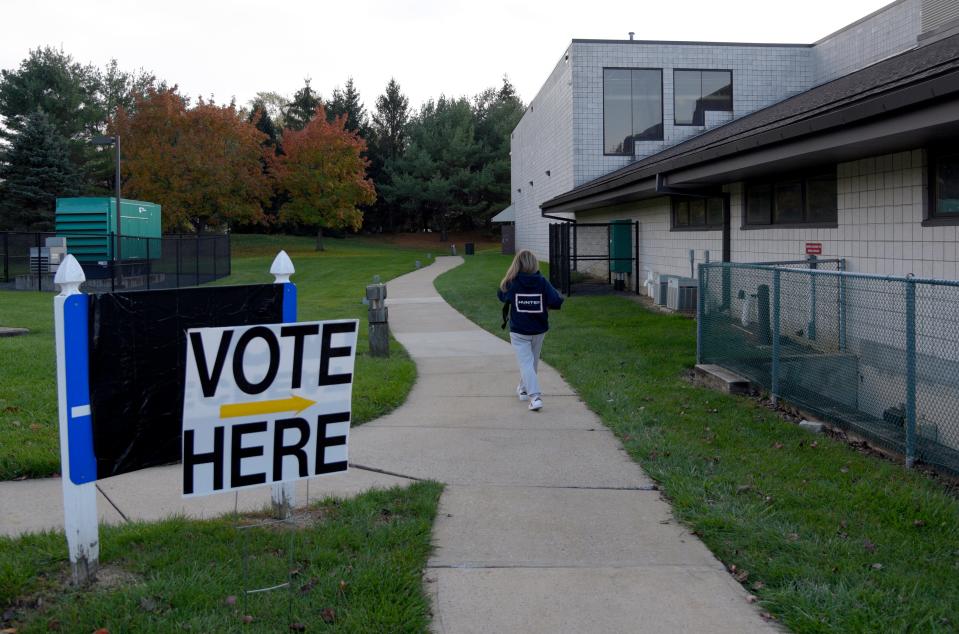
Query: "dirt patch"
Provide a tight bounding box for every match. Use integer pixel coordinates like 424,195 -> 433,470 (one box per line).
233,505 -> 331,531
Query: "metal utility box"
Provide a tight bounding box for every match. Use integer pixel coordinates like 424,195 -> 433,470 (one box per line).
55,197 -> 162,262
609,220 -> 633,273
667,276 -> 698,312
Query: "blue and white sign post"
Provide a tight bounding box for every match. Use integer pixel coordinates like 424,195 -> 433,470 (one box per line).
53,254 -> 99,584
271,250 -> 297,518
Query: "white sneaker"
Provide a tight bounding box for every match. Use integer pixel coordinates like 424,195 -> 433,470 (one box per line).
516,385 -> 529,401
529,396 -> 543,411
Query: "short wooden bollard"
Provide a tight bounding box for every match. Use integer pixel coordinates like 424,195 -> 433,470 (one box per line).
367,283 -> 389,357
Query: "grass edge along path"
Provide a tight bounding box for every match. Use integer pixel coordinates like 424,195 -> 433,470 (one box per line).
435,251 -> 959,634
0,235 -> 427,480
1,481 -> 443,632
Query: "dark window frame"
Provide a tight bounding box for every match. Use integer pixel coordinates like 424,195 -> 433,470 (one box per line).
672,68 -> 733,127
924,147 -> 959,226
602,67 -> 665,156
742,170 -> 838,230
670,195 -> 725,232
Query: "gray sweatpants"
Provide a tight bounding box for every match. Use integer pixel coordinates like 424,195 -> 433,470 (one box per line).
510,332 -> 546,397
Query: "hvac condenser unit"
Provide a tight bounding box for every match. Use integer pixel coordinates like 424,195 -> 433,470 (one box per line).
29,237 -> 68,274
654,275 -> 670,306
667,277 -> 698,312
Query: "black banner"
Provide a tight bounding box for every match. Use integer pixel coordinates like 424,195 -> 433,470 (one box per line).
87,284 -> 284,479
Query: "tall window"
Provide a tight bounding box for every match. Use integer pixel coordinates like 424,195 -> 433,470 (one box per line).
604,68 -> 663,155
744,172 -> 837,227
930,151 -> 959,218
674,70 -> 732,126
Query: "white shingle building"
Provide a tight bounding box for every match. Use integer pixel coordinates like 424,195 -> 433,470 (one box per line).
512,0 -> 959,282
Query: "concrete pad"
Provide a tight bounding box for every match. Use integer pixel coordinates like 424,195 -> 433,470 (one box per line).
394,330 -> 513,358
408,371 -> 575,398
389,308 -> 479,333
386,297 -> 447,305
351,427 -> 650,488
430,486 -> 716,569
427,567 -> 776,634
0,478 -> 125,537
96,464 -> 411,523
364,395 -> 600,431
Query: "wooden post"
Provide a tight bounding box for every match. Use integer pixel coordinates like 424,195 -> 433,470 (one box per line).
366,283 -> 389,357
53,255 -> 99,585
270,250 -> 297,518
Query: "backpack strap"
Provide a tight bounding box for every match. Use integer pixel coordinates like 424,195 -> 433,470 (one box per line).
501,301 -> 510,330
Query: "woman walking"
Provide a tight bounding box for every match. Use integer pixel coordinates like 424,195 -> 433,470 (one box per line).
497,250 -> 564,411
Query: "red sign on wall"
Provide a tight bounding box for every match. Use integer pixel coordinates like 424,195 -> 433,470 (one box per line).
805,242 -> 823,255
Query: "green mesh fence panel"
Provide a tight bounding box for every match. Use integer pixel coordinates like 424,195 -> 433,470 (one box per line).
699,261 -> 959,475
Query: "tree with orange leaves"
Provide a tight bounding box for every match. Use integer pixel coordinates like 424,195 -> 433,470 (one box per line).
277,106 -> 375,247
111,87 -> 272,232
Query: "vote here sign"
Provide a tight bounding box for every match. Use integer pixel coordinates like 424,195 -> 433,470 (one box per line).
181,320 -> 358,497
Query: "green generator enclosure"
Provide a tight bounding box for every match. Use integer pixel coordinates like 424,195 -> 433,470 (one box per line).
609,219 -> 633,273
55,197 -> 162,262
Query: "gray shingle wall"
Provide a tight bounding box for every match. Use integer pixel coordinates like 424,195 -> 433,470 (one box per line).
813,0 -> 921,83
511,50 -> 574,259
570,41 -> 813,186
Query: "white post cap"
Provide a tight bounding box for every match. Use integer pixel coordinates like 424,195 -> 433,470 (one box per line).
270,250 -> 295,283
54,254 -> 86,296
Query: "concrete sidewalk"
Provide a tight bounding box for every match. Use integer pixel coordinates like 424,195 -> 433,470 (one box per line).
0,257 -> 776,633
359,257 -> 777,633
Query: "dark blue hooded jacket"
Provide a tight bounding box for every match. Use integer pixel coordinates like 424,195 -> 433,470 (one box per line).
497,271 -> 564,335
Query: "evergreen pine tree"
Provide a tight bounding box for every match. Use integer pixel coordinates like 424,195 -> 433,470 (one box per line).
0,111 -> 81,229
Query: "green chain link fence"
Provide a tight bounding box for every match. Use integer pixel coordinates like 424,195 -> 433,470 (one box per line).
698,260 -> 959,475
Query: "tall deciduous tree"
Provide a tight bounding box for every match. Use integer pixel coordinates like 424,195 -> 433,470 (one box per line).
0,111 -> 81,229
277,107 -> 376,247
112,88 -> 271,232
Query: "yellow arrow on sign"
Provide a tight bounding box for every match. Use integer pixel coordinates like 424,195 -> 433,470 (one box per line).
219,394 -> 316,419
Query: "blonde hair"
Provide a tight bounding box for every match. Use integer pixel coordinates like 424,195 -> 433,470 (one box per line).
500,250 -> 539,292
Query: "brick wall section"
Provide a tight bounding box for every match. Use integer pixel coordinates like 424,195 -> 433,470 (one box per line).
511,49 -> 574,259
570,41 -> 813,186
812,0 -> 921,84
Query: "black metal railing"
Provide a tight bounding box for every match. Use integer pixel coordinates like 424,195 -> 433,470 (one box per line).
0,232 -> 231,292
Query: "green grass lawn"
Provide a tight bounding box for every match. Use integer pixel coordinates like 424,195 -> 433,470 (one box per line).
436,251 -> 959,634
1,482 -> 442,632
0,234 -> 431,480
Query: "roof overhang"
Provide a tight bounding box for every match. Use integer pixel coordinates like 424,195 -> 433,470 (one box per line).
542,61 -> 959,216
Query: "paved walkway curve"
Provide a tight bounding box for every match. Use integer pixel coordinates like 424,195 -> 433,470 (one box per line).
0,257 -> 778,633
355,257 -> 778,633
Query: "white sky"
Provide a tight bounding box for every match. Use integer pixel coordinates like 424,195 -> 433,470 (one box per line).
2,0 -> 891,112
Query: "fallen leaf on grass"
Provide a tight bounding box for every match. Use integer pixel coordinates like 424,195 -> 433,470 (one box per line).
321,607 -> 336,623
913,519 -> 926,527
734,569 -> 749,583
736,485 -> 753,494
94,629 -> 110,634
338,580 -> 348,592
299,578 -> 318,595
47,619 -> 60,631
773,442 -> 784,449
752,580 -> 765,590
289,624 -> 306,632
864,539 -> 877,553
760,612 -> 777,621
224,595 -> 237,606
746,595 -> 759,603
787,532 -> 799,542
871,563 -> 883,570
242,615 -> 253,624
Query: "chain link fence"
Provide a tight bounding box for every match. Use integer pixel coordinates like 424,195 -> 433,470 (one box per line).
698,261 -> 959,475
0,232 -> 231,292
